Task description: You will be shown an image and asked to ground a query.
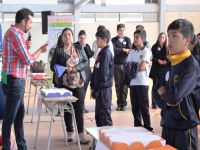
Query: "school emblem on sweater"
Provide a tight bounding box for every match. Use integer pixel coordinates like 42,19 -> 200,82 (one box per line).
123,41 -> 126,45
139,55 -> 143,59
158,47 -> 161,51
165,71 -> 169,81
174,75 -> 180,85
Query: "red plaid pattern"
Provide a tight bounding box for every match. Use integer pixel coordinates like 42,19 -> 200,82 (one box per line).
2,25 -> 35,78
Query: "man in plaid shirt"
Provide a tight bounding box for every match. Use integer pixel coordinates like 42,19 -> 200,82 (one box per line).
1,8 -> 48,150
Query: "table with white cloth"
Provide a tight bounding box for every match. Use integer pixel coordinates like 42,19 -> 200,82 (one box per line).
34,88 -> 81,150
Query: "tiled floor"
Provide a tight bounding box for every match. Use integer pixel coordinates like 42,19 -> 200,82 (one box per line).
2,79 -> 200,150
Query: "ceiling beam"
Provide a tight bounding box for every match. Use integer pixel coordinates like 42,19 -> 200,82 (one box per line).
0,4 -> 74,12
75,0 -> 90,9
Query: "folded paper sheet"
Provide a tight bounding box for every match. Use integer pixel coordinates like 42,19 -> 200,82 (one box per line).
54,64 -> 66,77
40,88 -> 72,98
99,127 -> 177,150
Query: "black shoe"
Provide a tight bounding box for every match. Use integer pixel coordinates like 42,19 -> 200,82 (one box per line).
121,106 -> 126,111
84,109 -> 89,113
116,105 -> 121,111
56,112 -> 61,116
152,102 -> 157,109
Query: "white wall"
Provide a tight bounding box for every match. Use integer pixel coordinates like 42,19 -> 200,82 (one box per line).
2,0 -> 57,4
166,0 -> 200,5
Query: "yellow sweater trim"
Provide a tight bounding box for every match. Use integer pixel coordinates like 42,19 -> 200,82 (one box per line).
167,50 -> 191,66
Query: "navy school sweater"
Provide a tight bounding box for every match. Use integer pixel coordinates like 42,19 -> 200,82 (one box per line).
152,55 -> 200,130
111,36 -> 131,65
90,45 -> 114,98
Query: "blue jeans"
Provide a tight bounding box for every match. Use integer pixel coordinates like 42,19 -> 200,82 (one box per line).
2,75 -> 27,150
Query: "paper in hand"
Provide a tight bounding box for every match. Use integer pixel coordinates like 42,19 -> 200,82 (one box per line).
54,64 -> 66,77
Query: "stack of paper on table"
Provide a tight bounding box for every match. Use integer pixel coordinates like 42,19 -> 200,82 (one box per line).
40,88 -> 72,98
30,73 -> 51,78
99,127 -> 177,150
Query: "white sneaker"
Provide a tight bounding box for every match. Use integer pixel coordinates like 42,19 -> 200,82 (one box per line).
78,133 -> 90,144
67,132 -> 73,142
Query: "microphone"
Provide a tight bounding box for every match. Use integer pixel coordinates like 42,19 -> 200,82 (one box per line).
28,31 -> 32,41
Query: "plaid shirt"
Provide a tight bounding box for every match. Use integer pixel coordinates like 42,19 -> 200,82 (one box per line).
2,25 -> 35,78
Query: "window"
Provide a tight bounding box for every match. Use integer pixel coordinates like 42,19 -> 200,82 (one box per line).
33,13 -> 41,22
96,13 -> 119,22
81,13 -> 95,22
143,13 -> 158,22
120,13 -> 143,22
57,0 -> 73,3
55,13 -> 73,16
80,12 -> 158,22
4,12 -> 15,22
145,0 -> 157,3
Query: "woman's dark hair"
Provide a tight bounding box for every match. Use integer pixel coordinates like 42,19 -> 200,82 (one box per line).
56,35 -> 63,47
78,30 -> 86,38
61,28 -> 73,36
15,8 -> 34,23
191,34 -> 200,54
155,32 -> 167,55
191,34 -> 198,45
167,19 -> 194,40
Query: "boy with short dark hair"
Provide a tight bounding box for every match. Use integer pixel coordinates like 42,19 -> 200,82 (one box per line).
153,19 -> 200,149
132,25 -> 151,50
127,29 -> 153,131
92,25 -> 114,59
90,28 -> 114,127
112,23 -> 131,111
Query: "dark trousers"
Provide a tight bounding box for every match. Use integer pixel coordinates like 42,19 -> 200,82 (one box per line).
152,79 -> 157,104
162,126 -> 198,150
95,88 -> 113,127
2,76 -> 27,150
62,86 -> 85,134
130,86 -> 153,131
114,64 -> 128,106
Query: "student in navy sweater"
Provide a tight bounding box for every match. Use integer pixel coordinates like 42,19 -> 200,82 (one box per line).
90,28 -> 114,127
153,19 -> 200,150
111,24 -> 131,111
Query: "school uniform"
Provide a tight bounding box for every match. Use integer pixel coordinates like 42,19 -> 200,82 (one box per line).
152,50 -> 200,150
90,45 -> 114,127
127,46 -> 153,131
149,44 -> 167,107
111,36 -> 131,108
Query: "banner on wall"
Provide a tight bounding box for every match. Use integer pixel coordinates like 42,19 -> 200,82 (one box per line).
47,15 -> 73,63
0,24 -> 2,53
